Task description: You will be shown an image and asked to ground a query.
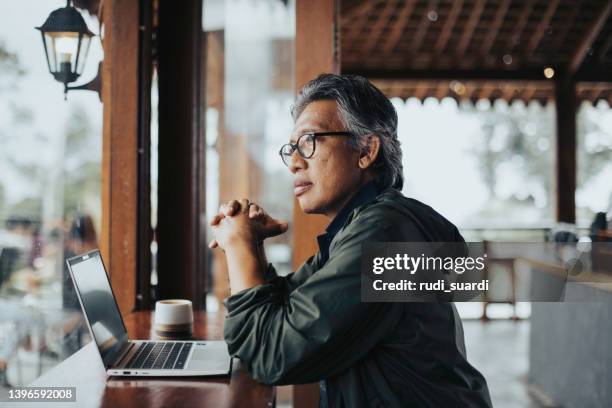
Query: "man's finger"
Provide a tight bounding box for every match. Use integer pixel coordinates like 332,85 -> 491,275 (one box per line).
274,221 -> 289,234
249,204 -> 262,218
210,213 -> 225,226
222,200 -> 239,216
238,199 -> 250,214
263,221 -> 289,237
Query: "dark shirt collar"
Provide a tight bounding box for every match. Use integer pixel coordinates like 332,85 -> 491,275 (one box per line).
316,182 -> 380,264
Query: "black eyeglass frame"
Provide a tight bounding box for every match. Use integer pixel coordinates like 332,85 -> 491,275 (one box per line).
278,131 -> 353,166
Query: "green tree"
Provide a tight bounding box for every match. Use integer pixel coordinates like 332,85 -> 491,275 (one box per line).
467,103 -> 554,199
1,37 -> 101,224
0,39 -> 25,89
62,106 -> 101,217
465,100 -> 612,224
8,197 -> 42,218
577,104 -> 612,187
0,39 -> 36,220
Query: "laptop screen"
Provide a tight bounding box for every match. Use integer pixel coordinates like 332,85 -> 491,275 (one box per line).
67,250 -> 129,368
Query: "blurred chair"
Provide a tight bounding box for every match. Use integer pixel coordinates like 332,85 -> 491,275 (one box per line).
481,240 -> 518,321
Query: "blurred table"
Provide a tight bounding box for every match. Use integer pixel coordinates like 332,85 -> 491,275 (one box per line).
4,311 -> 274,408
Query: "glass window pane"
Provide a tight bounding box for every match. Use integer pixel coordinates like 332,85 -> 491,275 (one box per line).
53,32 -> 79,69
43,33 -> 57,72
397,97 -> 555,240
202,0 -> 295,311
0,0 -> 102,388
75,35 -> 91,75
576,100 -> 612,225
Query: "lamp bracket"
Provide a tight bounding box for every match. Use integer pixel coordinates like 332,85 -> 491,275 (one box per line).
64,61 -> 102,101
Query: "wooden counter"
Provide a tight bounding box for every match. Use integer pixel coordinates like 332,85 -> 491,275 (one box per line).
3,311 -> 274,408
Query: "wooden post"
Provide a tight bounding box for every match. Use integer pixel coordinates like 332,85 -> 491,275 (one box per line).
293,1 -> 339,406
100,0 -> 140,317
554,73 -> 576,224
204,30 -> 231,308
136,0 -> 153,310
293,0 -> 339,268
156,0 -> 206,309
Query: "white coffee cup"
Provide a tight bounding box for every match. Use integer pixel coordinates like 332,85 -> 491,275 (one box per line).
154,299 -> 193,338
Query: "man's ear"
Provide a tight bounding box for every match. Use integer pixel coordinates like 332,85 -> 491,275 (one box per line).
358,135 -> 381,170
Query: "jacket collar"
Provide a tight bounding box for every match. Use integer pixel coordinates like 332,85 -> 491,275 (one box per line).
316,181 -> 380,263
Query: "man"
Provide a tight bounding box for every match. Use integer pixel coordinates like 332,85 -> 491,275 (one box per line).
210,74 -> 492,407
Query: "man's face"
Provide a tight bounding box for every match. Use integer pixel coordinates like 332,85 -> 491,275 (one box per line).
288,100 -> 364,217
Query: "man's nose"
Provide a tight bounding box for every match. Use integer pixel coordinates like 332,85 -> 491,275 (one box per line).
288,149 -> 306,174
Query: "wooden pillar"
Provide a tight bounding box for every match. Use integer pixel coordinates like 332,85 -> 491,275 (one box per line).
293,0 -> 340,267
136,0 -> 153,310
293,1 -> 339,406
156,0 -> 206,309
100,0 -> 140,317
205,30 -> 230,308
554,73 -> 576,224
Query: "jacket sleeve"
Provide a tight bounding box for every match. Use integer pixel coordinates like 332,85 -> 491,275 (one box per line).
223,213 -> 401,385
263,252 -> 320,293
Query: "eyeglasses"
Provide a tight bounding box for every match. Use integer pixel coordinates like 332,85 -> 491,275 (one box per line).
278,131 -> 353,167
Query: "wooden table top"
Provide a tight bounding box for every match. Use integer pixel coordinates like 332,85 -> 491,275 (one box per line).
6,311 -> 274,408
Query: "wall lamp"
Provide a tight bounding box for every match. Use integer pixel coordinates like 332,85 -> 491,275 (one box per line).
36,0 -> 101,100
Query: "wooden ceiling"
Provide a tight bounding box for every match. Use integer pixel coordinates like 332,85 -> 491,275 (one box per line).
341,0 -> 612,103
371,80 -> 612,105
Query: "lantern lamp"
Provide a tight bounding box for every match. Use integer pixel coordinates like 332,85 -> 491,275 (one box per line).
36,0 -> 98,98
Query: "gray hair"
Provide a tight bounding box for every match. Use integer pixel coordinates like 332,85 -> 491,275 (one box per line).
291,74 -> 404,190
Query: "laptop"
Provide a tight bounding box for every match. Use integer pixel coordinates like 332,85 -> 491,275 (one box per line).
66,249 -> 232,377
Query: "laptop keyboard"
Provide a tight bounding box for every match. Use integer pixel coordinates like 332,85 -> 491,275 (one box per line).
125,342 -> 193,370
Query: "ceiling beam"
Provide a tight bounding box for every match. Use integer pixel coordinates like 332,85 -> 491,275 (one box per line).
435,81 -> 449,100
575,66 -> 612,82
523,84 -> 537,101
435,0 -> 463,54
500,83 -> 514,101
597,32 -> 612,62
342,0 -> 380,56
506,0 -> 535,52
553,5 -> 579,51
414,82 -> 429,100
345,66 -> 612,83
362,0 -> 398,56
479,82 -> 494,100
481,0 -> 511,57
457,0 -> 485,56
341,0 -> 377,23
569,1 -> 612,74
411,0 -> 438,52
590,83 -> 606,102
526,0 -> 560,56
343,67 -> 552,81
463,83 -> 475,100
384,0 -> 416,52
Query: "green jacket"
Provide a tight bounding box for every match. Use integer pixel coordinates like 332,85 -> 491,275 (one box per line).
224,188 -> 492,407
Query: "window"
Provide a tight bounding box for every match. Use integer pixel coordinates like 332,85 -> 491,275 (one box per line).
576,100 -> 612,225
397,97 -> 555,237
0,1 -> 102,387
202,0 -> 295,310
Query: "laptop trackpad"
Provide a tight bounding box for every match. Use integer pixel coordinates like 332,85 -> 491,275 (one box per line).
186,341 -> 231,373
